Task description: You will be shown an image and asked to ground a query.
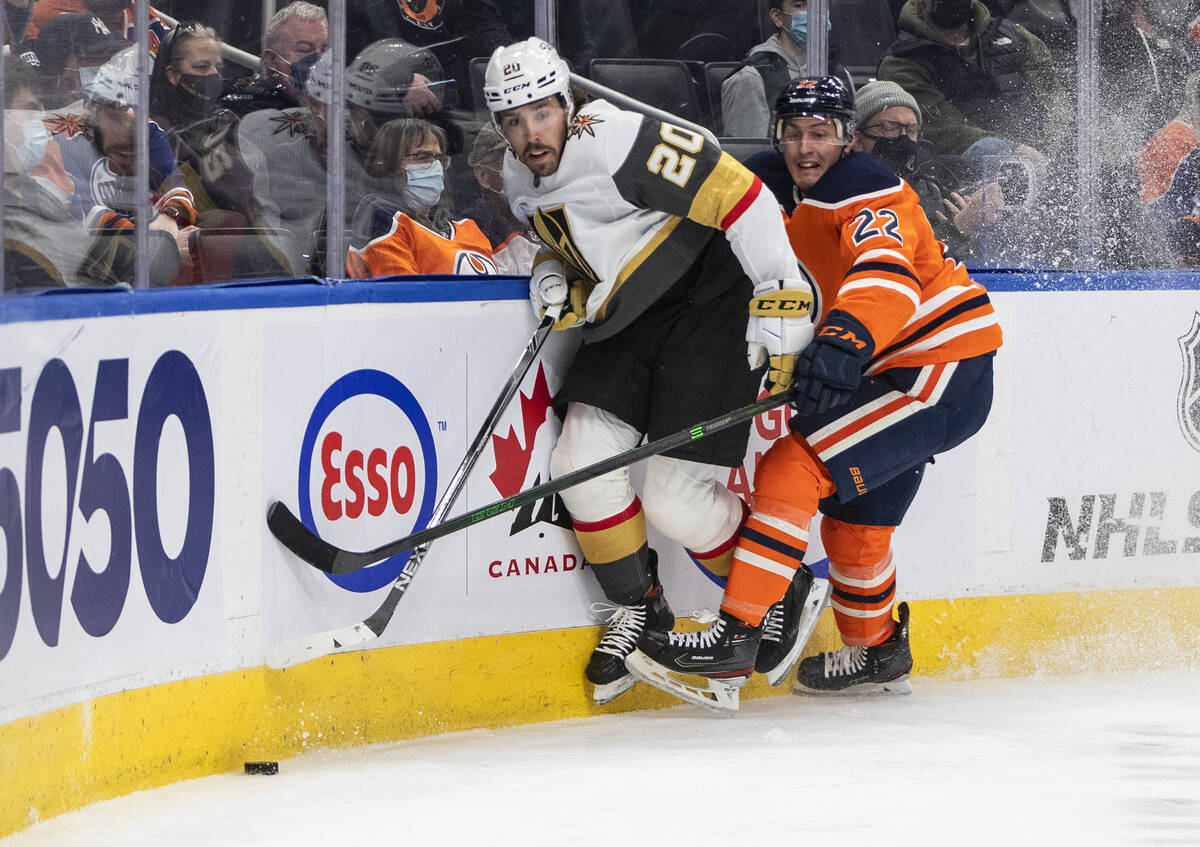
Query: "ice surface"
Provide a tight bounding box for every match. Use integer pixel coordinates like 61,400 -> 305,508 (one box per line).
6,671 -> 1200,846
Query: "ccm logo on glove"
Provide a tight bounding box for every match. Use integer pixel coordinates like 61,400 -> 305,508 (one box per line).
816,323 -> 869,349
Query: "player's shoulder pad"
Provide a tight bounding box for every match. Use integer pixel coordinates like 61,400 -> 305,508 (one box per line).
803,151 -> 902,207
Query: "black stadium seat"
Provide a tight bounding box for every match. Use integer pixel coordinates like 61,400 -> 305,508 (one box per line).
588,58 -> 704,126
703,61 -> 742,134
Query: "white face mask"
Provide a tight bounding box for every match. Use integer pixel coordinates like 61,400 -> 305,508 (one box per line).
402,160 -> 444,211
4,111 -> 49,175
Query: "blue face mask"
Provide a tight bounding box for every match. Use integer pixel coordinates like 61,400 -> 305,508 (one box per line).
4,112 -> 48,174
403,160 -> 444,210
789,11 -> 831,44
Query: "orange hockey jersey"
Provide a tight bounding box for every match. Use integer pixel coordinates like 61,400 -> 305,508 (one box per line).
347,203 -> 498,278
786,152 -> 1001,373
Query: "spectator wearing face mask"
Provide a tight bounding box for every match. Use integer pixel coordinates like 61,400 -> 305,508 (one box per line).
347,118 -> 497,278
3,58 -> 185,288
720,0 -> 847,139
221,1 -> 328,116
149,22 -> 261,225
460,122 -> 537,275
851,79 -> 1004,260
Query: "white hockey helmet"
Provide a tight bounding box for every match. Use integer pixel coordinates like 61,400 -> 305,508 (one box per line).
84,45 -> 140,111
481,37 -> 572,116
346,38 -> 455,113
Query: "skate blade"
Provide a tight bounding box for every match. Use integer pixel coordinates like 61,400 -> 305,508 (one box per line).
592,673 -> 639,705
763,577 -> 832,687
793,673 -> 913,697
625,649 -> 746,716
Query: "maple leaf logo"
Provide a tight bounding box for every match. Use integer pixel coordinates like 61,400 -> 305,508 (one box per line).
489,363 -> 556,498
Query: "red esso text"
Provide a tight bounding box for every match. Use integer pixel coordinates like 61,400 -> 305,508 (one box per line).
320,430 -> 417,520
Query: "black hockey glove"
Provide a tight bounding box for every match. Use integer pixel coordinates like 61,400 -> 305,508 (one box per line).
790,310 -> 875,417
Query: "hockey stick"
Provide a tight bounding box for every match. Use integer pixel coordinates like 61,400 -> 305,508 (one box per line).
266,388 -> 794,669
270,387 -> 794,575
264,305 -> 559,667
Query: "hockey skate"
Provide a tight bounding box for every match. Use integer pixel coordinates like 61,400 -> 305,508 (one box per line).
754,564 -> 832,686
794,601 -> 913,695
624,611 -> 759,715
586,583 -> 674,705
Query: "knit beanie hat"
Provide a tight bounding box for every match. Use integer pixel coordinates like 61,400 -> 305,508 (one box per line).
854,80 -> 921,129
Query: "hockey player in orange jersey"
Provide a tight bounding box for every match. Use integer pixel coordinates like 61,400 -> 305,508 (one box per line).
627,76 -> 1002,713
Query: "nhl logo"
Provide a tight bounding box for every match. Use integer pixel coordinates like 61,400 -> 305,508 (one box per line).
1179,312 -> 1200,453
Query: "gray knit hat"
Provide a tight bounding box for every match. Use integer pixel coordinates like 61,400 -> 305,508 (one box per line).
854,80 -> 921,130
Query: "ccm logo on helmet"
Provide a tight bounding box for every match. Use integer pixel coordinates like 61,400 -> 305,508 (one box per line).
504,82 -> 531,94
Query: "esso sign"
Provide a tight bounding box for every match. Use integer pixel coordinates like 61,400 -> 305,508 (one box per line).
297,370 -> 437,593
319,434 -> 417,520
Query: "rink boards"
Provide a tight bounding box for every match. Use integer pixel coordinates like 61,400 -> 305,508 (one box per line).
1,273 -> 1199,837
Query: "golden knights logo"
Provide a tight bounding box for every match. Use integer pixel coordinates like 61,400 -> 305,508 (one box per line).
529,205 -> 600,284
568,113 -> 604,140
1179,312 -> 1200,453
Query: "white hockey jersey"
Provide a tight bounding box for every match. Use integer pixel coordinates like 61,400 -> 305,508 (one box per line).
502,99 -> 802,339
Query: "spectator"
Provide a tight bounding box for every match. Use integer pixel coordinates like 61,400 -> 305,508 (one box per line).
461,122 -> 538,275
851,79 -> 1004,260
1138,70 -> 1200,266
347,118 -> 497,278
878,0 -> 1069,161
150,23 -> 252,218
983,0 -> 1075,59
721,0 -> 848,139
236,50 -> 396,276
221,1 -> 328,116
20,13 -> 128,109
28,0 -> 172,52
3,61 -> 186,288
51,47 -> 197,258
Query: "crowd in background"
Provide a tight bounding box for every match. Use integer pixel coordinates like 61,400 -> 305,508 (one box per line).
4,0 -> 1200,291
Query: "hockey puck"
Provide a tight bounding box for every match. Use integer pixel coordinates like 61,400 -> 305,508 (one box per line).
243,761 -> 279,775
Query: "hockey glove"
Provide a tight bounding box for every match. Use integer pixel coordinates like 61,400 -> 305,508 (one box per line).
529,256 -> 588,330
791,309 -> 875,417
746,279 -> 817,395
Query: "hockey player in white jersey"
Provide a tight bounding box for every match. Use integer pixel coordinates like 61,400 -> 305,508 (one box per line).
483,38 -> 821,704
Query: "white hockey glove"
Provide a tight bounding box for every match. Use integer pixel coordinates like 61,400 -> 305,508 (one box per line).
746,278 -> 818,395
530,256 -> 587,330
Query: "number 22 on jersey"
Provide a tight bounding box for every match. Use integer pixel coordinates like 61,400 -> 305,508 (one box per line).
851,208 -> 903,246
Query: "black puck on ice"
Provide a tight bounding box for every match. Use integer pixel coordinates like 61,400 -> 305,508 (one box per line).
244,761 -> 279,775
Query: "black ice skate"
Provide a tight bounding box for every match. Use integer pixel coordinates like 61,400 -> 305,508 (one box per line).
794,601 -> 913,695
586,583 -> 674,705
624,611 -> 760,715
754,565 -> 832,686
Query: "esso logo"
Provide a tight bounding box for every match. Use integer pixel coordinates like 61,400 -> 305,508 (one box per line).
297,370 -> 437,593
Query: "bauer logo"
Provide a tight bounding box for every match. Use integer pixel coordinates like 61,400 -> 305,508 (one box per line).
1179,312 -> 1200,453
296,369 -> 438,592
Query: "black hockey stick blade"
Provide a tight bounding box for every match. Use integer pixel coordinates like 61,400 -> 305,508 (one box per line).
267,389 -> 795,574
266,500 -> 393,575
